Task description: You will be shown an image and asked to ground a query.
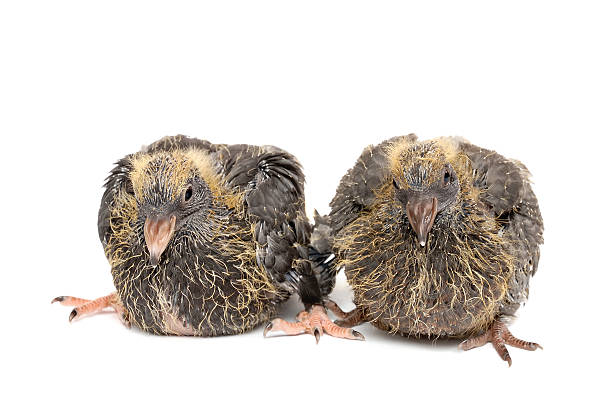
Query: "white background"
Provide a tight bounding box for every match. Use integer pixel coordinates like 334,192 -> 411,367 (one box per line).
1,1 -> 610,409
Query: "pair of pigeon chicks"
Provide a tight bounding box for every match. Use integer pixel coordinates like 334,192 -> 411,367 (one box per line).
54,134 -> 543,366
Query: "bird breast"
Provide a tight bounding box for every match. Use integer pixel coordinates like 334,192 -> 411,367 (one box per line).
337,204 -> 514,337
108,217 -> 287,336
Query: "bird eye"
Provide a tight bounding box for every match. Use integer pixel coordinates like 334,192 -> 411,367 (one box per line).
443,170 -> 451,186
393,179 -> 400,189
184,186 -> 193,202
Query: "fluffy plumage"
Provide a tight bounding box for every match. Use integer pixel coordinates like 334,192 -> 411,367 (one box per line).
327,135 -> 543,362
61,135 -> 333,336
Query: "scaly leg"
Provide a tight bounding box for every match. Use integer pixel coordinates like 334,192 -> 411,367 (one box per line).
264,304 -> 364,343
52,292 -> 129,326
459,319 -> 541,366
324,300 -> 367,327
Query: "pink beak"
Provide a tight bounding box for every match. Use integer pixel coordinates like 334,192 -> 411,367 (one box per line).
144,215 -> 176,266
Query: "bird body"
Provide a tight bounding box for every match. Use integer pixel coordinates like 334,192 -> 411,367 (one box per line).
101,136 -> 307,335
56,135 -> 339,337
55,134 -> 362,342
328,135 -> 543,360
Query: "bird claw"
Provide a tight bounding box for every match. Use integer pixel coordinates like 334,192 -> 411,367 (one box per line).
459,319 -> 541,366
263,321 -> 272,336
350,329 -> 365,341
313,328 -> 321,344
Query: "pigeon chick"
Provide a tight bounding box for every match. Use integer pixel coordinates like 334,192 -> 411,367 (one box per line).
326,134 -> 543,365
53,135 -> 362,340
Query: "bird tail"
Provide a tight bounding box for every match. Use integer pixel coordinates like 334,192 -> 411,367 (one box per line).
309,210 -> 337,297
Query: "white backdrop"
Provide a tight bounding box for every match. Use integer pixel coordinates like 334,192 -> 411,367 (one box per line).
1,1 -> 609,409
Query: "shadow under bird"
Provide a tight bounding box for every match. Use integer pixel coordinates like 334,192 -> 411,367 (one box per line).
53,135 -> 362,341
323,134 -> 543,365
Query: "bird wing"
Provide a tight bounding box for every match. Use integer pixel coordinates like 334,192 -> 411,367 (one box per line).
215,143 -> 334,303
458,141 -> 535,216
199,139 -> 335,302
459,141 -> 544,311
98,156 -> 133,249
214,144 -> 315,286
329,134 -> 417,233
458,140 -> 544,251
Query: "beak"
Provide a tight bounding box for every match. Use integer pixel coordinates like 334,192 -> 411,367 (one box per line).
406,197 -> 438,247
144,214 -> 176,266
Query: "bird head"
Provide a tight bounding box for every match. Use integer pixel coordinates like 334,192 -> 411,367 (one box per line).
388,139 -> 461,247
128,150 -> 220,266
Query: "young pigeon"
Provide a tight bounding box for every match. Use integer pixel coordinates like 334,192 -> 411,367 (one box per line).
326,135 -> 543,365
53,135 -> 361,340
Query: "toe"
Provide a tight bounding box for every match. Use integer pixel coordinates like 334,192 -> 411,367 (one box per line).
322,319 -> 365,341
263,318 -> 307,337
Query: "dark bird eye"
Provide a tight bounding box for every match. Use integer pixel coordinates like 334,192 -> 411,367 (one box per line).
393,179 -> 400,189
443,171 -> 451,186
184,186 -> 193,202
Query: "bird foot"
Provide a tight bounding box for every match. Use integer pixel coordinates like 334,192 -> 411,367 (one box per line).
263,304 -> 364,343
51,292 -> 130,327
459,319 -> 541,366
